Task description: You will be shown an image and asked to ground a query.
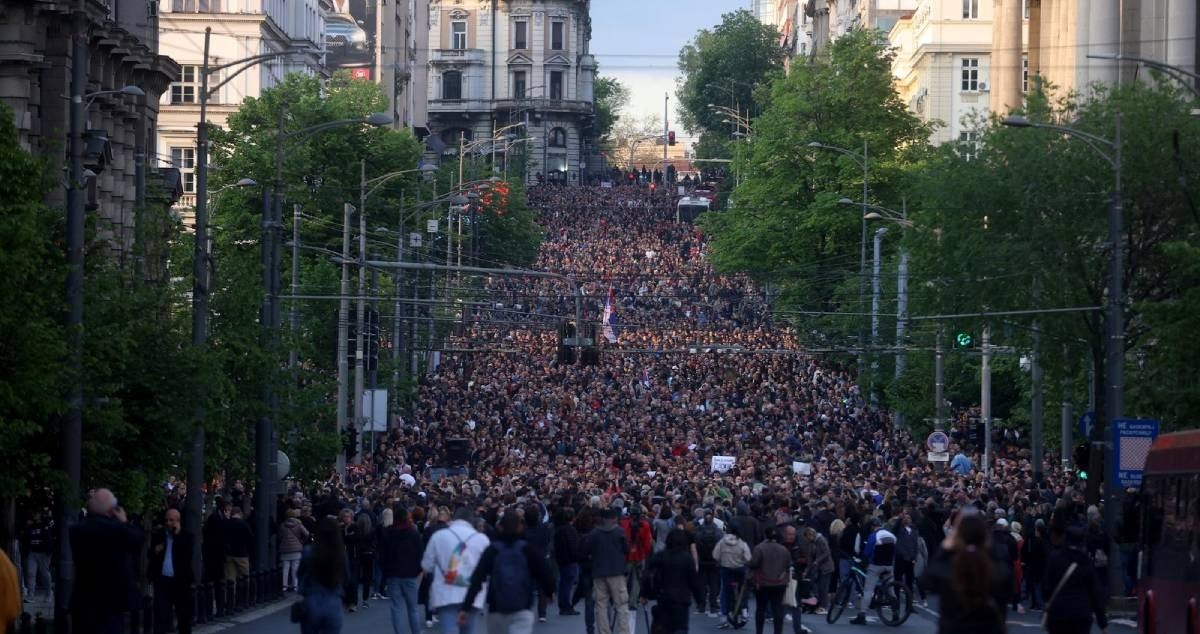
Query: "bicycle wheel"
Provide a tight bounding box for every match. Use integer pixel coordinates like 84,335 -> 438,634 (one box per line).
875,581 -> 911,626
827,579 -> 852,624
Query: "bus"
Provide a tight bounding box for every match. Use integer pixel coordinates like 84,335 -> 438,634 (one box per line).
676,196 -> 710,223
1138,429 -> 1200,633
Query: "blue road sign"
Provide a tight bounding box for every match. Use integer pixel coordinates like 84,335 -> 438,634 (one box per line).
1079,411 -> 1096,439
1111,419 -> 1159,489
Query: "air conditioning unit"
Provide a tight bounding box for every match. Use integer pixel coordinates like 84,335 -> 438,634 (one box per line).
978,81 -> 990,92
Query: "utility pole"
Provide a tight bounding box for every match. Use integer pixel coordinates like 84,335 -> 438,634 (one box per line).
663,92 -> 669,182
58,12 -> 89,615
335,202 -> 352,477
1061,344 -> 1073,469
981,324 -> 992,477
353,161 -> 367,465
870,227 -> 887,404
1031,291 -> 1045,483
289,204 -> 301,370
858,140 -> 869,383
392,192 -> 405,398
255,186 -> 273,571
934,323 -> 945,431
894,202 -> 908,427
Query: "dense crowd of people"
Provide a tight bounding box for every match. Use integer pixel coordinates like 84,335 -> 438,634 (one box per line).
1,185 -> 1125,634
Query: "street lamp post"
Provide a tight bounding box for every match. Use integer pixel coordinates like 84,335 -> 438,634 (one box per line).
1002,113 -> 1123,598
810,141 -> 870,382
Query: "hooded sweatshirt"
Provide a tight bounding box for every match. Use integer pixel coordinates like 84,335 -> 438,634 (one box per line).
585,522 -> 629,578
713,533 -> 752,569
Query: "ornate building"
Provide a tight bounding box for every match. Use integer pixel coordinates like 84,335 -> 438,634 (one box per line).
424,0 -> 598,184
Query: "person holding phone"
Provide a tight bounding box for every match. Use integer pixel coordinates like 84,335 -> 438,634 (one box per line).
70,489 -> 144,634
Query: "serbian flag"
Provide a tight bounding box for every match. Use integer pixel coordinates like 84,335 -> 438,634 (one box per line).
602,288 -> 618,344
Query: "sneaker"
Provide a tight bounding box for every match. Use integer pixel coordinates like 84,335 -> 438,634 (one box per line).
372,592 -> 384,600
784,614 -> 792,622
360,602 -> 370,610
708,611 -> 719,618
814,608 -> 827,616
425,620 -> 434,629
1016,605 -> 1026,614
539,617 -> 547,623
849,613 -> 867,625
717,622 -> 731,630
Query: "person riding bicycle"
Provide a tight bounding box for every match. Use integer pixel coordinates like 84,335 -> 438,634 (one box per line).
850,517 -> 896,625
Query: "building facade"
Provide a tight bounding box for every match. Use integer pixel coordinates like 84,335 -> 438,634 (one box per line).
156,0 -> 327,213
0,0 -> 180,257
889,0 -> 1026,145
424,0 -> 597,185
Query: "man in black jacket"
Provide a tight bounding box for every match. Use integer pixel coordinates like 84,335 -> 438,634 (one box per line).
461,510 -> 555,634
149,509 -> 195,634
553,507 -> 581,616
582,509 -> 630,634
380,505 -> 424,634
71,489 -> 144,634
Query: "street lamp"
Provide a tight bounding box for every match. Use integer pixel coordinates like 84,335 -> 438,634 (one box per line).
810,141 -> 870,378
1003,112 -> 1123,598
1086,52 -> 1200,98
84,84 -> 144,106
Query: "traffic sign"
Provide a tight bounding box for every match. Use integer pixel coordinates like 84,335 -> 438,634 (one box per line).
927,452 -> 950,462
1079,411 -> 1096,439
926,431 -> 950,453
1111,418 -> 1159,488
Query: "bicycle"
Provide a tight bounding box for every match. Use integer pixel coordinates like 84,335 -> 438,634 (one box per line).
826,561 -> 911,627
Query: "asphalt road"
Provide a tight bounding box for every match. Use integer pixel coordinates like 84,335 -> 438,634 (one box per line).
212,594 -> 1137,634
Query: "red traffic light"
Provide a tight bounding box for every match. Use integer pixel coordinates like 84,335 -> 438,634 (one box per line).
668,131 -> 676,146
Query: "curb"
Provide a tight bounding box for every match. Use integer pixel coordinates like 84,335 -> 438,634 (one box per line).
193,599 -> 294,634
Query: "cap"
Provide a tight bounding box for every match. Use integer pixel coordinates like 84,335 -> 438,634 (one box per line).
995,518 -> 1009,529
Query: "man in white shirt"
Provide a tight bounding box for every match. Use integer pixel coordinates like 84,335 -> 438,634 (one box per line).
422,506 -> 490,634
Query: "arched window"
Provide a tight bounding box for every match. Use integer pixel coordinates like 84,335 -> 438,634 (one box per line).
442,71 -> 462,100
550,127 -> 567,148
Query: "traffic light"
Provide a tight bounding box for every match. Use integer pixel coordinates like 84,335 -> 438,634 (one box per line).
955,331 -> 974,347
1073,442 -> 1090,479
668,131 -> 676,146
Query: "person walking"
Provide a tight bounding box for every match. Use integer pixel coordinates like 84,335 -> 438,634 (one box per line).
583,508 -> 631,634
919,511 -> 1009,634
620,506 -> 653,608
522,506 -> 552,623
297,517 -> 347,634
747,528 -> 790,634
642,529 -> 701,634
693,510 -> 722,617
355,508 -> 378,610
202,498 -> 230,586
280,508 -> 311,592
71,489 -> 144,634
800,526 -> 834,615
380,505 -> 424,634
990,518 -> 1018,618
149,509 -> 195,634
892,510 -> 920,610
553,507 -> 581,616
222,507 -> 253,583
712,523 -> 751,629
460,509 -> 555,634
572,509 -> 598,634
421,506 -> 490,634
1021,520 -> 1049,610
19,511 -> 53,602
1042,525 -> 1108,634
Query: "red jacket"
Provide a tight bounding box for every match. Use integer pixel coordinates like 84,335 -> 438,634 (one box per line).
620,516 -> 653,563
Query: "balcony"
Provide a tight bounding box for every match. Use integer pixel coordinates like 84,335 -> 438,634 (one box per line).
431,48 -> 486,65
493,98 -> 594,115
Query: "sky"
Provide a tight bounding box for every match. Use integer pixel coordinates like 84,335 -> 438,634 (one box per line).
590,0 -> 747,133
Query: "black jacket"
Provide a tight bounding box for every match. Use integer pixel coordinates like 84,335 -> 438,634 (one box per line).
379,523 -> 424,579
70,515 -> 145,614
919,548 -> 1009,634
582,523 -> 628,578
647,549 -> 701,605
223,517 -> 254,558
554,523 -> 580,566
462,535 -> 555,613
149,529 -> 196,584
1043,547 -> 1107,629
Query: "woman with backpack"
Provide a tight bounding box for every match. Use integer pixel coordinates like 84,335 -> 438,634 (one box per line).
1042,525 -> 1109,634
459,509 -> 555,634
280,508 -> 311,592
747,527 -> 790,634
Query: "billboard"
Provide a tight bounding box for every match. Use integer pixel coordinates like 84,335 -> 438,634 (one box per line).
324,0 -> 375,79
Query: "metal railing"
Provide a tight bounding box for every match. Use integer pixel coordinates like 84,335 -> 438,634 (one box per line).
10,567 -> 284,634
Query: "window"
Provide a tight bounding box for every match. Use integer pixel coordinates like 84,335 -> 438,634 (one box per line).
442,71 -> 462,100
171,146 -> 196,192
962,0 -> 979,19
512,70 -> 527,99
171,65 -> 198,104
172,0 -> 213,12
549,71 -> 563,100
514,20 -> 527,49
550,127 -> 567,147
1022,58 -> 1029,92
957,131 -> 978,161
551,21 -> 564,50
961,58 -> 979,91
451,20 -> 467,50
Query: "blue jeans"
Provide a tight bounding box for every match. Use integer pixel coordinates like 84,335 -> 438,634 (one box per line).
387,577 -> 421,634
558,563 -> 580,612
436,604 -> 479,634
718,568 -> 745,617
302,587 -> 344,634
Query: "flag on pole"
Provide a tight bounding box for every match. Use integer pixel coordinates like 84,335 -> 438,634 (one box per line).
602,288 -> 618,343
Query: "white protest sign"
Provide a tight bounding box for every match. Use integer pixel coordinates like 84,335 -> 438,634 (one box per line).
792,461 -> 812,475
710,456 -> 736,473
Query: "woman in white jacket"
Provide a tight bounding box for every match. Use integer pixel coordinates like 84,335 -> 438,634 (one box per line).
420,507 -> 491,634
711,528 -> 751,626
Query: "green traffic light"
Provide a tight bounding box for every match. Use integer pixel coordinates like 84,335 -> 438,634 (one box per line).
956,332 -> 973,347
1077,470 -> 1088,480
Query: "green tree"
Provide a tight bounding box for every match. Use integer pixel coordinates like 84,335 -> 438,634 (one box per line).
0,104 -> 62,503
702,29 -> 932,347
676,10 -> 784,140
593,75 -> 630,146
